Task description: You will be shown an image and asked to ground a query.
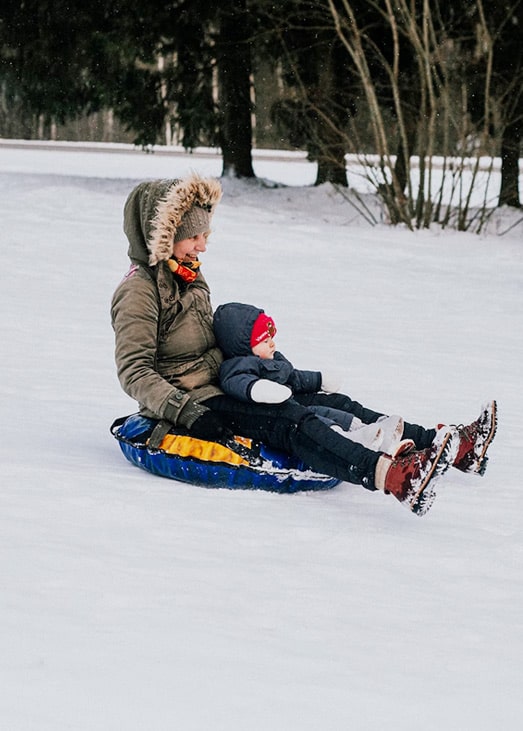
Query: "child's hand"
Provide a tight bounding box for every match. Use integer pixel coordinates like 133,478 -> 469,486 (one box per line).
321,370 -> 344,393
250,380 -> 292,403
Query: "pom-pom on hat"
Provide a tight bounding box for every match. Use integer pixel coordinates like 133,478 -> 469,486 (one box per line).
250,313 -> 277,347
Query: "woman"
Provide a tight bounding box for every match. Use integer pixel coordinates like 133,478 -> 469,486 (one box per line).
111,174 -> 497,516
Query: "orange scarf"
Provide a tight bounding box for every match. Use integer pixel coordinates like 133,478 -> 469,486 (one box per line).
167,258 -> 201,283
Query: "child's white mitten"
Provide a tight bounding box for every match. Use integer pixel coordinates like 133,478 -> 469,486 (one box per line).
321,370 -> 343,393
250,380 -> 292,403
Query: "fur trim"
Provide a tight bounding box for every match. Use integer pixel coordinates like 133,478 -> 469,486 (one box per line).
374,455 -> 392,491
148,173 -> 222,265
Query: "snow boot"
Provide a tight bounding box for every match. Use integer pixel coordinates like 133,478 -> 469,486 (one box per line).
447,400 -> 497,475
332,422 -> 384,450
333,416 -> 414,456
376,415 -> 415,457
375,427 -> 458,516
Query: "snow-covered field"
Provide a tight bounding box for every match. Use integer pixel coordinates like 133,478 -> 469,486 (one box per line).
1,142 -> 522,730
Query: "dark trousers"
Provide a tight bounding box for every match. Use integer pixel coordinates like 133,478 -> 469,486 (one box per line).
204,392 -> 436,491
295,392 -> 436,448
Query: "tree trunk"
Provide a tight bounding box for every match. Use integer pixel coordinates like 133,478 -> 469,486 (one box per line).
315,148 -> 348,186
312,97 -> 348,186
312,47 -> 349,187
217,1 -> 255,178
499,117 -> 522,208
394,126 -> 414,194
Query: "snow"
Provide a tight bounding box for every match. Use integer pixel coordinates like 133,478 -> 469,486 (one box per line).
1,141 -> 522,730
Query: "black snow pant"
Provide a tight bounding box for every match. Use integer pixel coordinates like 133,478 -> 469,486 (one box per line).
294,392 -> 437,448
203,392 -> 436,491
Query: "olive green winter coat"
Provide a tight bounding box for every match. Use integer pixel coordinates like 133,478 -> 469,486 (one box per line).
111,175 -> 224,428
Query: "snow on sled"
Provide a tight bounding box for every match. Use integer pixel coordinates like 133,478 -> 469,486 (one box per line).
111,413 -> 340,493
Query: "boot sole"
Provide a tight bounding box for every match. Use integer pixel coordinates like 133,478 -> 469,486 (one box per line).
408,430 -> 456,516
474,400 -> 498,475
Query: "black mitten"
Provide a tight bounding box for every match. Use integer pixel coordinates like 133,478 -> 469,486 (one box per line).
189,410 -> 233,442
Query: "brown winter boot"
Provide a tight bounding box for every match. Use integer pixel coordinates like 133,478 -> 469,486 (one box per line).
443,401 -> 497,476
375,427 -> 458,516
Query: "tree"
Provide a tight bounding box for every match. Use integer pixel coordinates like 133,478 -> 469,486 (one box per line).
156,4 -> 219,149
0,0 -> 256,173
441,0 -> 522,207
214,1 -> 256,177
0,0 -> 106,131
326,0 -> 507,229
483,0 -> 522,207
263,0 -> 356,186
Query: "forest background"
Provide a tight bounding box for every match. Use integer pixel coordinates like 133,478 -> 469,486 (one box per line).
0,1 -> 522,225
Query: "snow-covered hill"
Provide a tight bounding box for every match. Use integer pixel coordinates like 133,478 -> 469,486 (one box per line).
1,143 -> 522,730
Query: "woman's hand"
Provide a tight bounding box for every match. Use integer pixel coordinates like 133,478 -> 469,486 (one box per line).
189,409 -> 233,442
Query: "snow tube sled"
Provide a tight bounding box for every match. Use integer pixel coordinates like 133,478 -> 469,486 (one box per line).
111,413 -> 340,493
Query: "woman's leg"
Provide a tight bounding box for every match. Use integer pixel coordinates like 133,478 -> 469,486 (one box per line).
205,395 -> 380,490
400,422 -> 436,449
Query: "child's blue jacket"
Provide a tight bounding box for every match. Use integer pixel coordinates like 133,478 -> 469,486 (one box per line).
213,302 -> 322,403
219,351 -> 322,402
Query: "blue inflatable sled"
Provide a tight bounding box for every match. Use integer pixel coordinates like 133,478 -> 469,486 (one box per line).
111,413 -> 340,493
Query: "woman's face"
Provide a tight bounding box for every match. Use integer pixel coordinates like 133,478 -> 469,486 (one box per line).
172,232 -> 210,262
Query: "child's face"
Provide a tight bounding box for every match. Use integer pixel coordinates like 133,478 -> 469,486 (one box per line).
252,336 -> 276,360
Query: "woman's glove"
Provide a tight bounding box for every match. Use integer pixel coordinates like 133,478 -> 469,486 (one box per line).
189,409 -> 233,442
250,379 -> 292,404
321,370 -> 343,393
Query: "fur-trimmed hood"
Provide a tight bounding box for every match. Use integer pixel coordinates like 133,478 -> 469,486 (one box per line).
123,174 -> 223,266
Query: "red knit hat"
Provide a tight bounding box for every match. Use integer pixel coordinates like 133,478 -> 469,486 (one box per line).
250,313 -> 277,347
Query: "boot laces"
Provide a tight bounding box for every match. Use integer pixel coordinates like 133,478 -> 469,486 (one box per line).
394,448 -> 426,469
455,422 -> 477,442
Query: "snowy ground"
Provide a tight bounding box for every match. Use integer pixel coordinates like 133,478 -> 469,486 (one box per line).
1,142 -> 522,730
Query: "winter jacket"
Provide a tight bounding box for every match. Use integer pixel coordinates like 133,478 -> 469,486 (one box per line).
213,302 -> 322,403
111,176 -> 224,428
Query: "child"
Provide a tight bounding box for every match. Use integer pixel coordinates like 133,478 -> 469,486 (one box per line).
213,302 -> 414,457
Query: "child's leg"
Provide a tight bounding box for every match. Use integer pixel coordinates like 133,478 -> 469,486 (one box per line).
336,421 -> 384,450
334,415 -> 414,456
294,392 -> 385,425
309,406 -> 389,452
294,393 -> 436,449
306,404 -> 354,431
375,416 -> 415,456
306,405 -> 404,452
